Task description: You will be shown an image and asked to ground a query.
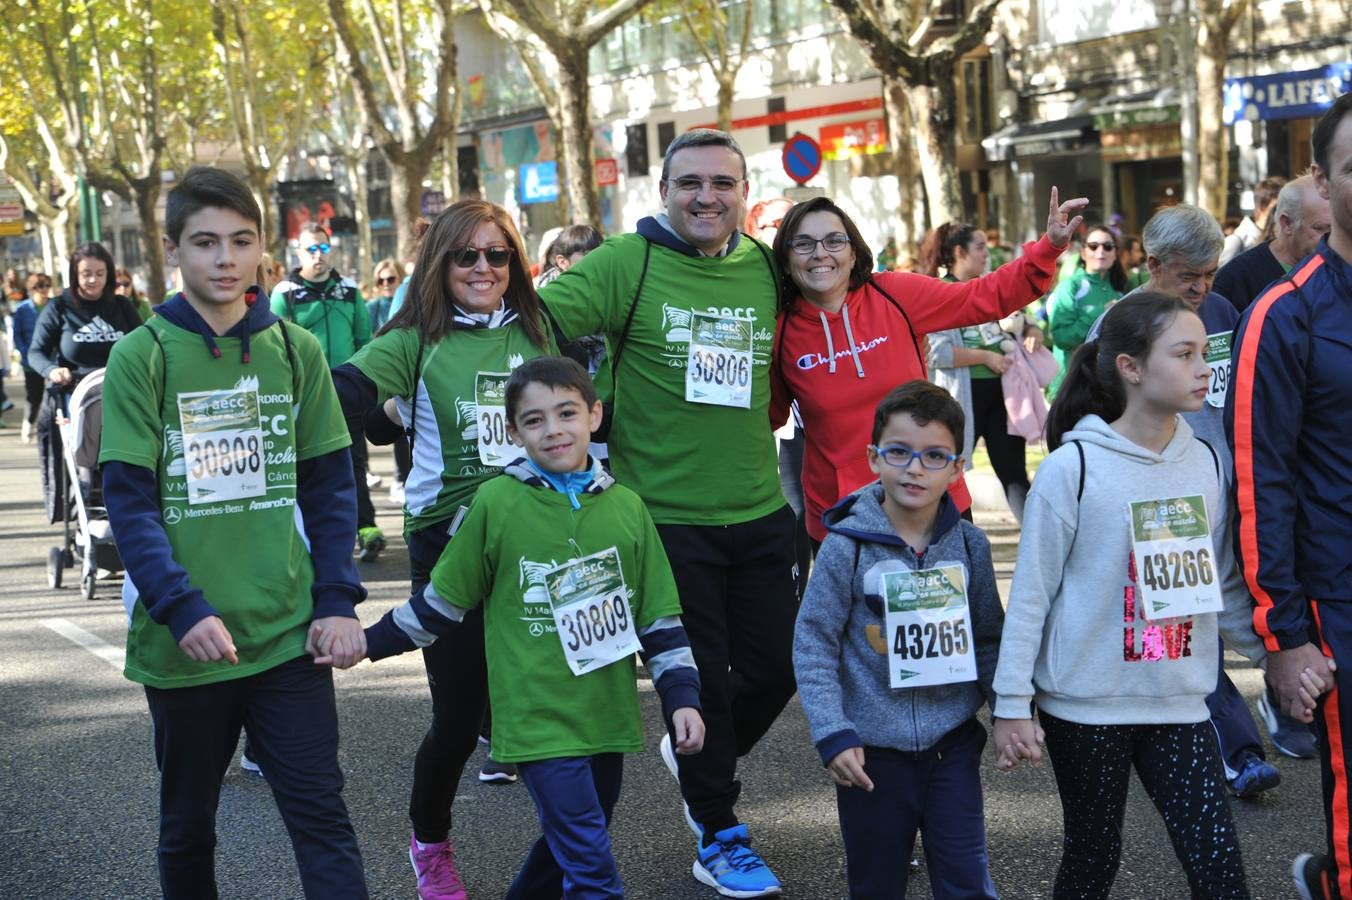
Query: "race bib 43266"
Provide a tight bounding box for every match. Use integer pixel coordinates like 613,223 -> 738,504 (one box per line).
1128,494 -> 1223,620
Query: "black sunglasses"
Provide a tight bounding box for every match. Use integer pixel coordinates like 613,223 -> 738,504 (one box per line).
452,245 -> 513,269
377,275 -> 398,285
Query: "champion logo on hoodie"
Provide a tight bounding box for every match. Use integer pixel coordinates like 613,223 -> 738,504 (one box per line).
70,316 -> 125,343
796,333 -> 889,370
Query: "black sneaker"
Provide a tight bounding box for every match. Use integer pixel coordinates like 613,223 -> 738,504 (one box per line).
478,756 -> 518,784
1293,853 -> 1334,900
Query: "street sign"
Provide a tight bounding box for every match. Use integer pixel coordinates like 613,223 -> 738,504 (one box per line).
781,132 -> 822,186
595,158 -> 619,187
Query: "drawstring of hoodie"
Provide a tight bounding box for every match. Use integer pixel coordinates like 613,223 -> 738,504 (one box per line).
841,303 -> 865,378
188,287 -> 261,364
816,304 -> 865,378
817,310 -> 838,374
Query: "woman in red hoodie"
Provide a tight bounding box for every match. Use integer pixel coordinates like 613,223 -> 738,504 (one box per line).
769,189 -> 1085,545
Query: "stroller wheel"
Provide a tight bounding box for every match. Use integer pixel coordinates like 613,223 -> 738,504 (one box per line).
47,548 -> 64,589
81,571 -> 96,601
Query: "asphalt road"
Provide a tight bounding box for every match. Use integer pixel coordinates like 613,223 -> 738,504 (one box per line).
0,418 -> 1324,899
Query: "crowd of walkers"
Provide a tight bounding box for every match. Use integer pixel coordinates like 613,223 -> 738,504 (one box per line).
5,91 -> 1352,900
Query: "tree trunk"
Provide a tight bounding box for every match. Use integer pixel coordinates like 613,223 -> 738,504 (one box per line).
555,45 -> 601,229
717,72 -> 735,134
387,152 -> 432,262
243,165 -> 272,254
882,74 -> 918,254
133,179 -> 167,298
910,78 -> 964,230
1195,28 -> 1229,219
346,152 -> 373,279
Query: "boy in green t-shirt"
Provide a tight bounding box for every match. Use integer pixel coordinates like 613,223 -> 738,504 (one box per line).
100,167 -> 368,899
354,357 -> 704,899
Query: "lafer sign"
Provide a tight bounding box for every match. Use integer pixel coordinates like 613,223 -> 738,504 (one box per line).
1224,63 -> 1352,124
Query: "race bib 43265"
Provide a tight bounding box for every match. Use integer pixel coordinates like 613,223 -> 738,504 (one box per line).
881,564 -> 977,689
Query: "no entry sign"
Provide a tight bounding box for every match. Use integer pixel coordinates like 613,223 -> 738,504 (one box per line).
782,132 -> 823,186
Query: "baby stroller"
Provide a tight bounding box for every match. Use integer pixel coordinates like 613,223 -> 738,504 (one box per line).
44,369 -> 123,599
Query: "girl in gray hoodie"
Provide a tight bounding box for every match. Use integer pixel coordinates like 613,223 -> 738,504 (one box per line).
992,293 -> 1263,899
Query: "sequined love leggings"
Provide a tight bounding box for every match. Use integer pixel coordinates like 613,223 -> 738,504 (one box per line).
1040,711 -> 1250,899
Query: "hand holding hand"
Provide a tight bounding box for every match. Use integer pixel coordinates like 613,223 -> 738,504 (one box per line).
1269,643 -> 1336,722
308,616 -> 367,668
48,366 -> 72,386
1046,186 -> 1089,248
827,747 -> 874,791
178,616 -> 238,664
672,707 -> 705,754
992,717 -> 1044,771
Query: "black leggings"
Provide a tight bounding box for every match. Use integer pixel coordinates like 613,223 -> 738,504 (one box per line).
1041,711 -> 1249,899
406,520 -> 489,844
969,377 -> 1028,492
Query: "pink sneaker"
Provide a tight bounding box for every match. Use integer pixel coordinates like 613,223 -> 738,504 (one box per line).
408,833 -> 468,900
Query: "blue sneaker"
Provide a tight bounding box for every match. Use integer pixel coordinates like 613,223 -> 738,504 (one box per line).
693,825 -> 782,898
1229,755 -> 1281,798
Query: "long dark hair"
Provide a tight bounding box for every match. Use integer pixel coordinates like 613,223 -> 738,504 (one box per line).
67,242 -> 117,304
1045,293 -> 1197,450
1077,224 -> 1128,292
771,196 -> 874,311
919,222 -> 980,278
383,200 -> 548,347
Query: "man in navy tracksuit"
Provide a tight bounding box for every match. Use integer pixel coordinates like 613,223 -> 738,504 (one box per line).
1227,92 -> 1352,900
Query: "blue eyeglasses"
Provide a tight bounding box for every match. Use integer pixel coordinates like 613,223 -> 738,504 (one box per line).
870,444 -> 959,470
305,242 -> 332,255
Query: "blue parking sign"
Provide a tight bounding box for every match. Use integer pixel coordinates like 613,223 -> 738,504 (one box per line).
520,161 -> 560,205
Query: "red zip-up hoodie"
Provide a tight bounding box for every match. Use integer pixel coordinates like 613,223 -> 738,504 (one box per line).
770,236 -> 1061,541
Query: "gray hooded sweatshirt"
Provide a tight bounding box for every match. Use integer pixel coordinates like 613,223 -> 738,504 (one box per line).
993,414 -> 1264,725
794,483 -> 1003,762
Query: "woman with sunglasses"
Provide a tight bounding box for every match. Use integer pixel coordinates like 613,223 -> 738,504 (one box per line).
114,266 -> 154,322
769,189 -> 1086,549
333,199 -> 555,900
365,257 -> 413,505
368,257 -> 402,332
1046,224 -> 1127,396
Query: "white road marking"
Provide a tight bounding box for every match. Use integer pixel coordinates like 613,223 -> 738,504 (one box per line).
40,618 -> 125,671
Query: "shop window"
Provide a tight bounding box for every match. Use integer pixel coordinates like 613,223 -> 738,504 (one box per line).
657,121 -> 677,159
961,58 -> 992,143
626,123 -> 650,177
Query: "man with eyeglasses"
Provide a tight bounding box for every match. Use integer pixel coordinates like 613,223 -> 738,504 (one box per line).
538,128 -> 790,898
270,224 -> 383,563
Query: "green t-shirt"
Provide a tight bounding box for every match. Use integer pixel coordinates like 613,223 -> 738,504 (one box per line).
539,233 -> 784,525
959,321 -> 1008,380
99,318 -> 351,689
432,475 -> 683,762
1046,268 -> 1123,395
346,323 -> 554,535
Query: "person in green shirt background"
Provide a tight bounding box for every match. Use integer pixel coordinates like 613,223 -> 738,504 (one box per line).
270,224 -> 384,561
1046,224 -> 1128,396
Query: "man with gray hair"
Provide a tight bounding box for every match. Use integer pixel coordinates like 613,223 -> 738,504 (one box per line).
1121,202 -> 1286,797
538,128 -> 789,898
1215,175 -> 1332,313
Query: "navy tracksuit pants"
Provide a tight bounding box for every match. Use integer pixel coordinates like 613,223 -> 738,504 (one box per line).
1205,639 -> 1268,777
834,718 -> 996,900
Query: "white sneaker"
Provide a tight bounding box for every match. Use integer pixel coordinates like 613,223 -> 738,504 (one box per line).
366,471 -> 382,488
21,419 -> 32,443
659,733 -> 701,836
389,481 -> 405,505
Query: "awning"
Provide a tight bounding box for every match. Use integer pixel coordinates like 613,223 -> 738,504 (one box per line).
982,114 -> 1094,161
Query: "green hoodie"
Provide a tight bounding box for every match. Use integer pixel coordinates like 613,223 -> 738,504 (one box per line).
270,269 -> 370,365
